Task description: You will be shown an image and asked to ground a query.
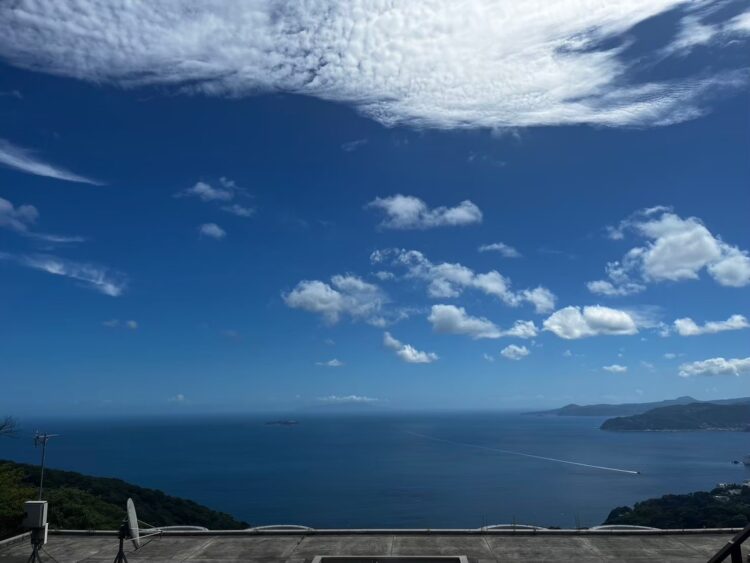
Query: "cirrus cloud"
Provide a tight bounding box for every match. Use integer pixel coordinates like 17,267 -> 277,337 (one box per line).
1,2 -> 747,129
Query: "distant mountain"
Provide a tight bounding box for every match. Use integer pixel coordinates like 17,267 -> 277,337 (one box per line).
601,402 -> 750,431
530,396 -> 699,416
531,396 -> 750,417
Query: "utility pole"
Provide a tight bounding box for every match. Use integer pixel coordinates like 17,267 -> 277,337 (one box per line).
33,432 -> 58,500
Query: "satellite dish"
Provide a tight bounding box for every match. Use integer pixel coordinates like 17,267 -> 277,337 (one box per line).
126,498 -> 141,549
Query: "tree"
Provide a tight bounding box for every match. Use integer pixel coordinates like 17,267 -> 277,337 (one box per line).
0,416 -> 18,437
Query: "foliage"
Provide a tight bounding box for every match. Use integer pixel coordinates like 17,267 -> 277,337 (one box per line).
0,460 -> 247,540
604,485 -> 750,528
601,403 -> 750,431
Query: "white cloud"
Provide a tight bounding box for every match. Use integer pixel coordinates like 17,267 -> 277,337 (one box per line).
428,305 -> 500,339
316,358 -> 344,367
543,305 -> 638,339
478,242 -> 521,258
372,249 -> 555,313
483,353 -> 495,363
179,181 -> 233,202
563,349 -> 573,357
0,196 -> 38,232
168,393 -> 187,403
284,274 -> 386,325
603,364 -> 628,373
221,203 -> 255,217
102,319 -> 138,330
501,320 -> 538,339
664,352 -> 678,359
317,394 -> 379,404
383,332 -> 438,364
673,314 -> 749,336
366,195 -> 482,230
678,357 -> 750,377
18,254 -> 127,296
590,209 -> 750,293
342,139 -> 367,152
427,305 -> 539,341
501,344 -> 530,360
0,138 -> 101,185
1,2 -> 747,129
586,279 -> 645,297
199,223 -> 226,239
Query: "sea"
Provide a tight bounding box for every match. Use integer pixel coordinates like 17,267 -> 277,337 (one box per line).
2,412 -> 748,529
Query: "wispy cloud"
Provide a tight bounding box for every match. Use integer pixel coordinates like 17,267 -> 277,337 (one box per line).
341,139 -> 367,152
316,358 -> 344,367
478,242 -> 521,258
10,254 -> 126,296
317,394 -> 379,404
0,139 -> 101,185
1,2 -> 747,129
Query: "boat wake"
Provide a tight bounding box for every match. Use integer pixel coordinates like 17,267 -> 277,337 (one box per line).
406,431 -> 640,475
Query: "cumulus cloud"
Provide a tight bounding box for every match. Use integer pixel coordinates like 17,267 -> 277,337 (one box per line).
673,314 -> 749,336
603,364 -> 628,373
383,332 -> 438,364
0,196 -> 38,232
500,344 -> 530,360
0,2 -> 747,129
590,208 -> 750,293
678,357 -> 750,377
543,305 -> 638,339
0,138 -> 101,185
478,242 -> 521,258
317,394 -> 379,404
428,305 -> 500,339
316,358 -> 344,367
366,195 -> 482,230
372,249 -> 555,313
14,254 -> 127,296
284,274 -> 386,325
221,203 -> 255,217
199,223 -> 226,239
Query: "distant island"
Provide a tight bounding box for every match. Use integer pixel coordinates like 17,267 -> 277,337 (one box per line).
604,483 -> 750,528
530,395 -> 750,417
0,460 -> 247,540
601,402 -> 750,432
265,420 -> 299,426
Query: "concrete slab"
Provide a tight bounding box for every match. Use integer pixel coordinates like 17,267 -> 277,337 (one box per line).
0,529 -> 745,563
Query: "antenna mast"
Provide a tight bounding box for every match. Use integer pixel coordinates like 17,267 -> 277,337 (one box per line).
33,432 -> 58,500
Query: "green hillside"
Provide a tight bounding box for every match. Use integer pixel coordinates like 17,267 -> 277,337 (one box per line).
0,460 -> 247,540
601,402 -> 750,431
604,485 -> 750,528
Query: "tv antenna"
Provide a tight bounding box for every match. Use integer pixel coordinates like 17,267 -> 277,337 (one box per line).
113,498 -> 162,562
33,432 -> 58,500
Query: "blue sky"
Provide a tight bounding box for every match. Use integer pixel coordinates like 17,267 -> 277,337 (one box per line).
0,0 -> 748,415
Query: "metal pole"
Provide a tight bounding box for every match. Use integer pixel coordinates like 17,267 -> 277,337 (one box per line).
38,437 -> 47,501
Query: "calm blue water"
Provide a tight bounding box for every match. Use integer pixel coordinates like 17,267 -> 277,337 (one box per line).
2,413 -> 748,528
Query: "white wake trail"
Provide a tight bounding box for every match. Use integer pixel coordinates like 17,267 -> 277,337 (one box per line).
407,431 -> 640,475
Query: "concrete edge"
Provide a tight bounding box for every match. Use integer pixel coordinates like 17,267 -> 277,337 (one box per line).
46,527 -> 745,537
0,532 -> 30,549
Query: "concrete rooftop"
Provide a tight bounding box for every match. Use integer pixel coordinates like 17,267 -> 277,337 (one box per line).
1,529 -> 746,562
